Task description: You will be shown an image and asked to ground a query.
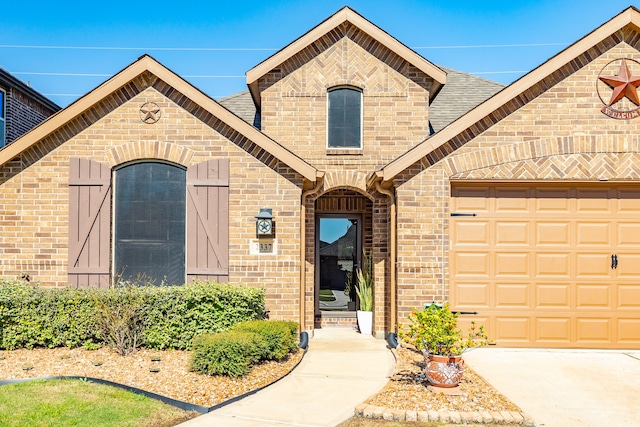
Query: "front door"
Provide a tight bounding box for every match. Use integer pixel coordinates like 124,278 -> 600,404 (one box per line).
316,215 -> 361,313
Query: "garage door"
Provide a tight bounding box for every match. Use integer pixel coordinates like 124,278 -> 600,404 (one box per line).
450,183 -> 640,349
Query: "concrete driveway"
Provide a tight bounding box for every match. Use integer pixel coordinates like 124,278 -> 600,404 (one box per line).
462,348 -> 640,427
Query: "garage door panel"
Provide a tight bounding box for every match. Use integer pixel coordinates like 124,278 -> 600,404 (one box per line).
451,183 -> 640,349
576,284 -> 611,309
453,221 -> 490,246
536,284 -> 571,308
618,319 -> 640,343
617,285 -> 640,308
615,253 -> 640,278
576,222 -> 611,246
617,223 -> 640,246
535,188 -> 571,212
452,283 -> 490,308
536,222 -> 570,246
454,252 -> 490,276
576,318 -> 611,342
495,283 -> 529,307
451,186 -> 490,212
576,188 -> 612,212
616,188 -> 640,213
495,253 -> 529,276
536,318 -> 571,342
495,187 -> 530,212
495,222 -> 529,245
576,253 -> 612,278
536,253 -> 570,277
495,317 -> 530,341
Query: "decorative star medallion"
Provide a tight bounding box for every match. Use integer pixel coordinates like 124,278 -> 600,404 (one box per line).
597,58 -> 640,119
599,59 -> 640,106
140,102 -> 161,124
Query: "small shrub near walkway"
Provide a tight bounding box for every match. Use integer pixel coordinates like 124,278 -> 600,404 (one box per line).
190,320 -> 299,377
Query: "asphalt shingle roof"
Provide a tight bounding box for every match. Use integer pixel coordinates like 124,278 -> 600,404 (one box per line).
428,66 -> 505,134
217,66 -> 505,136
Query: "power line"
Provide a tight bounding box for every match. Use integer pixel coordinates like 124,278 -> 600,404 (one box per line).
11,71 -> 245,78
0,42 -> 569,51
413,42 -> 568,49
0,45 -> 278,51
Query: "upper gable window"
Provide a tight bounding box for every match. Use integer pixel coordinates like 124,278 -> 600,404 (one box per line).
327,87 -> 362,149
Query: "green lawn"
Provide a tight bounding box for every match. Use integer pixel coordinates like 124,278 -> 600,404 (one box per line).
0,379 -> 198,427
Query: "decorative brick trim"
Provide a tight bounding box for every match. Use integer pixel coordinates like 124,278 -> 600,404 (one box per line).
443,135 -> 640,180
322,170 -> 371,194
105,141 -> 194,167
354,403 -> 535,426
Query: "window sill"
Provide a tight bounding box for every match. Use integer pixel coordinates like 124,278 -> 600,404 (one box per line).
326,149 -> 363,156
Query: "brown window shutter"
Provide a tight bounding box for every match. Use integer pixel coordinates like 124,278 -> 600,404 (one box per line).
186,159 -> 229,283
68,158 -> 111,288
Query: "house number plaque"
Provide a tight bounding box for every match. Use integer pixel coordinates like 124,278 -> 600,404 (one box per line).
250,239 -> 276,255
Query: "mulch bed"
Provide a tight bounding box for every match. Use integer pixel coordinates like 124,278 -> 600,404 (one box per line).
0,347 -> 304,407
365,345 -> 521,413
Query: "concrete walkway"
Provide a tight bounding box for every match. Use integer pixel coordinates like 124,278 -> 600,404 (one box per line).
178,328 -> 395,427
463,348 -> 640,427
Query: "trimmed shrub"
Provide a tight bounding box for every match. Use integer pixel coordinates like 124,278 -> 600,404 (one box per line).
141,281 -> 265,350
232,320 -> 299,360
0,279 -> 265,351
189,331 -> 268,377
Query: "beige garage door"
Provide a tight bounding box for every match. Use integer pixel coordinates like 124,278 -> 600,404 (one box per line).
450,183 -> 640,349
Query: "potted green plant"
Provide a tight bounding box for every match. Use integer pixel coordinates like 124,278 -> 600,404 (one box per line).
399,302 -> 490,387
355,251 -> 373,335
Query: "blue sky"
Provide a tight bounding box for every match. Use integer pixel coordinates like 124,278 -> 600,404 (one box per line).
0,0 -> 636,107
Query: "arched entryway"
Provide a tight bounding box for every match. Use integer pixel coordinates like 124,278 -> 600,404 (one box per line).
313,189 -> 374,328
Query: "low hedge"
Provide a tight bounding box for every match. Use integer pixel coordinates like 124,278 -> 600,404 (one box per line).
0,278 -> 265,351
232,320 -> 298,360
189,320 -> 300,377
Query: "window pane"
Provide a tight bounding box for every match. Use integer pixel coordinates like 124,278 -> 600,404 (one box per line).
115,162 -> 186,285
328,88 -> 361,148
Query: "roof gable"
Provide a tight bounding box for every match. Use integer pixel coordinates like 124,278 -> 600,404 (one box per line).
0,55 -> 320,182
377,6 -> 640,183
246,6 -> 446,108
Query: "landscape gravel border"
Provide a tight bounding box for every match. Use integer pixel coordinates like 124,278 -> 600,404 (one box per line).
0,332 -> 310,414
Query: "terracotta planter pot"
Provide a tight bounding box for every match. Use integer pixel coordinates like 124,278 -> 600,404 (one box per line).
424,353 -> 465,387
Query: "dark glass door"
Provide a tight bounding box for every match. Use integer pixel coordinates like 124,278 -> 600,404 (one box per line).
317,216 -> 360,311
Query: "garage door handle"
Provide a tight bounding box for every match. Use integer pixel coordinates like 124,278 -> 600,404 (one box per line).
611,254 -> 618,269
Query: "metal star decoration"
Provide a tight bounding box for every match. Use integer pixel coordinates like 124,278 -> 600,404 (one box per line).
598,59 -> 640,106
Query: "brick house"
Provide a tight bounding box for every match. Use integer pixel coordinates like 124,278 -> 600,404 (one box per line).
0,68 -> 60,148
1,6 -> 640,348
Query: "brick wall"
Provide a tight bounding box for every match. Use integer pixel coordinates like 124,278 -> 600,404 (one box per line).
393,36 -> 640,327
258,22 -> 433,176
0,79 -> 305,322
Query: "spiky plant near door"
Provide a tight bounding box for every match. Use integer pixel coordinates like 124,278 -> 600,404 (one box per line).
355,250 -> 373,334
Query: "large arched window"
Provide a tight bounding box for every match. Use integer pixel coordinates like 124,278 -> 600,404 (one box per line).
327,86 -> 362,149
114,162 -> 186,285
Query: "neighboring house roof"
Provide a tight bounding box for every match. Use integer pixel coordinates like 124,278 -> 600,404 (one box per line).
0,68 -> 61,112
245,6 -> 447,109
0,55 -> 321,182
376,6 -> 640,183
428,67 -> 505,134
